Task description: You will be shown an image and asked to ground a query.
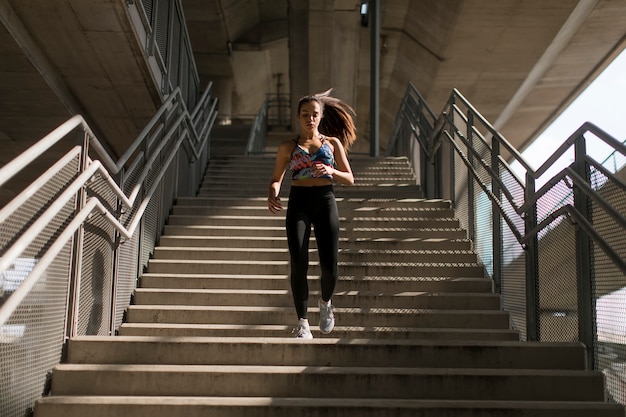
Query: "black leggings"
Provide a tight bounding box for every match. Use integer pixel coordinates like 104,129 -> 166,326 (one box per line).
286,185 -> 339,319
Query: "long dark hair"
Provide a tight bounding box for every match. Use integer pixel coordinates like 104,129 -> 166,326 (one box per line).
298,89 -> 357,150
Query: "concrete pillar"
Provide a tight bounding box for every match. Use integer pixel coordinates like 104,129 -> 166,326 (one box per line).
288,0 -> 310,131
370,0 -> 380,156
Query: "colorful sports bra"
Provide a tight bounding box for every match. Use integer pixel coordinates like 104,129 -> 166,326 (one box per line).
289,136 -> 335,180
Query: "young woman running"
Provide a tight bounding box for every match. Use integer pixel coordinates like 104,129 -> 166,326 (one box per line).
267,89 -> 357,338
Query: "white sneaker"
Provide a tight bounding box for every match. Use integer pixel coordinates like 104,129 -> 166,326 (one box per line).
294,318 -> 313,339
318,298 -> 335,334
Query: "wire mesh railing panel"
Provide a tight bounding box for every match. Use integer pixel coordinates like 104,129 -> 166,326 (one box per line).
473,183 -> 493,275
169,12 -> 181,92
0,155 -> 79,255
589,161 -> 626,278
0,240 -> 71,417
155,0 -> 170,65
75,214 -> 115,336
501,221 -> 527,340
0,77 -> 216,415
161,154 -> 178,224
0,155 -> 77,416
597,249 -> 626,404
451,134 -> 470,243
589,151 -> 626,403
141,184 -> 161,269
141,0 -> 153,24
132,0 -> 199,106
114,228 -> 139,331
469,128 -> 495,275
537,215 -> 579,342
499,166 -> 528,339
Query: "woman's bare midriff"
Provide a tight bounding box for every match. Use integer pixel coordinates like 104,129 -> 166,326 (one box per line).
291,178 -> 333,187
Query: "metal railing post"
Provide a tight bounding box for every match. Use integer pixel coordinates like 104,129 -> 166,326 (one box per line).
491,139 -> 502,293
466,112 -> 475,244
448,98 -> 456,208
574,136 -> 595,370
66,130 -> 90,339
524,173 -> 539,341
369,0 -> 380,156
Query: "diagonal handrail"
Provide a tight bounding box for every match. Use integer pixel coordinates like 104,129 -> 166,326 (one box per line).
389,82 -> 626,372
0,82 -> 218,330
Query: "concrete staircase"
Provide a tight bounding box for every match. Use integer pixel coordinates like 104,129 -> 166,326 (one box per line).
34,155 -> 623,416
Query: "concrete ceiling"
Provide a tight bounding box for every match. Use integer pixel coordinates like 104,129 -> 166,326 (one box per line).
181,0 -> 626,155
0,0 -> 161,162
0,0 -> 624,167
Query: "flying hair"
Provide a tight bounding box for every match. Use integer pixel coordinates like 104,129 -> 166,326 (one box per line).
298,88 -> 357,151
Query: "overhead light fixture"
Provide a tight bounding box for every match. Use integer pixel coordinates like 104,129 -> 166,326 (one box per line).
360,1 -> 368,27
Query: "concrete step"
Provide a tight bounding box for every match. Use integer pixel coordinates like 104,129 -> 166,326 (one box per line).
132,288 -> 500,310
144,258 -> 485,277
157,235 -> 472,250
165,214 -> 460,229
117,323 -> 521,340
202,171 -> 417,181
175,196 -> 452,209
195,188 -> 424,199
65,337 -> 585,370
151,247 -> 478,263
205,155 -> 412,167
124,305 -> 510,329
34,396 -> 626,417
48,364 -> 604,401
138,274 -> 494,293
161,225 -> 468,239
171,204 -> 455,218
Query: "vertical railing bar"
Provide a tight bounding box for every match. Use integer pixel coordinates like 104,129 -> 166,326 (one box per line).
466,111 -> 476,244
524,173 -> 539,341
574,135 -> 595,370
109,228 -> 121,335
448,97 -> 456,208
67,129 -> 90,339
492,138 -> 502,293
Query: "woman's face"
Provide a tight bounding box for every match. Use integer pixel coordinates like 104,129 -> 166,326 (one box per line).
298,100 -> 322,134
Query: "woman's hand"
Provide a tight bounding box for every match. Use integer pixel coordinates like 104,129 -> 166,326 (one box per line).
268,190 -> 282,214
312,162 -> 334,178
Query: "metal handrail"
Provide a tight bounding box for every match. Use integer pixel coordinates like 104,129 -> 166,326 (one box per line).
0,82 -> 218,330
246,100 -> 269,155
389,82 -> 626,373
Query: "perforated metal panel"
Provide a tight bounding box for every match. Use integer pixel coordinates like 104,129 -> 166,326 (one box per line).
0,155 -> 78,417
388,85 -> 626,376
155,0 -> 170,63
589,149 -> 626,403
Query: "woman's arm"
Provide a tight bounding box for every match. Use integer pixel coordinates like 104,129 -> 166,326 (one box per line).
268,142 -> 291,213
326,137 -> 354,186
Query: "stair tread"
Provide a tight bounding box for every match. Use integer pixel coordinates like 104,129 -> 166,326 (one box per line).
147,259 -> 482,266
134,288 -> 495,296
36,395 -> 624,409
153,247 -> 476,254
119,323 -> 517,333
55,363 -> 599,376
126,305 -> 506,313
140,272 -> 490,280
69,335 -> 577,348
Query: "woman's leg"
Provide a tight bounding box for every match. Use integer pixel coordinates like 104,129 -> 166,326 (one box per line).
286,188 -> 312,319
313,187 -> 339,302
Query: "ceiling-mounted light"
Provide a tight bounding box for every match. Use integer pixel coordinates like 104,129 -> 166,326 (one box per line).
360,1 -> 368,27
